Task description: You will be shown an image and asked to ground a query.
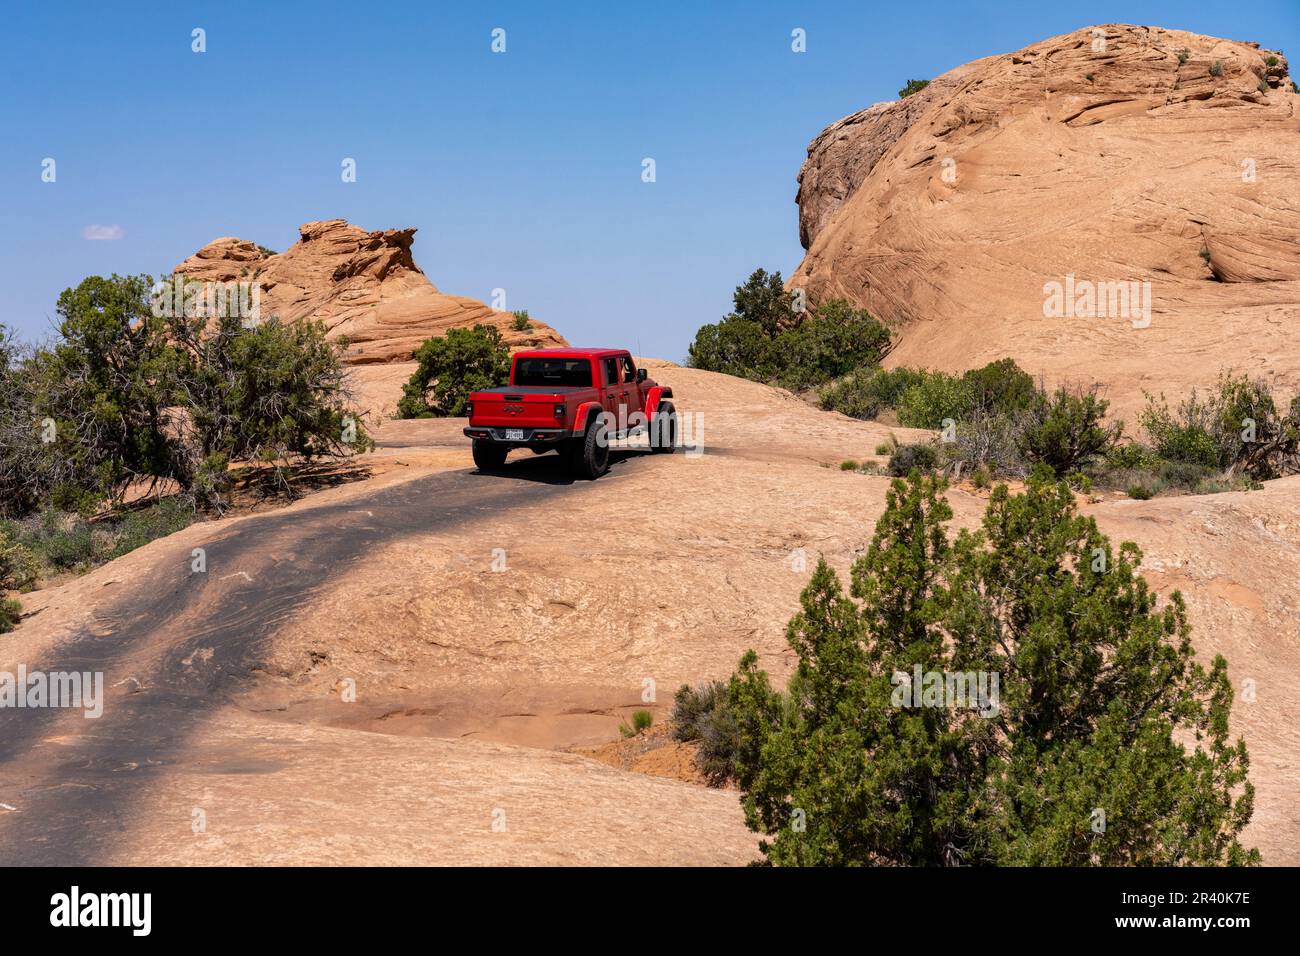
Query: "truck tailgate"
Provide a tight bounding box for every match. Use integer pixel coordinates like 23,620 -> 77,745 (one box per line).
470,389 -> 575,429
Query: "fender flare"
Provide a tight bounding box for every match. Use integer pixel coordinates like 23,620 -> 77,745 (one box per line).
643,386 -> 672,420
573,401 -> 604,436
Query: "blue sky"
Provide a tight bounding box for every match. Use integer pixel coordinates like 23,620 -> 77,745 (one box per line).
1,0 -> 1295,360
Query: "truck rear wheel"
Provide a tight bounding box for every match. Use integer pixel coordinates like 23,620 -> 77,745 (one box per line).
651,402 -> 677,454
570,418 -> 610,479
472,440 -> 508,471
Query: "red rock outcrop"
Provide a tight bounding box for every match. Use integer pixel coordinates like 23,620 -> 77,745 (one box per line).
174,219 -> 567,364
792,25 -> 1300,421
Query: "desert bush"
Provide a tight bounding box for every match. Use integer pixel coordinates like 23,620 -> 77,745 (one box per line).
1018,385 -> 1119,474
2,277 -> 369,517
775,300 -> 891,390
896,371 -> 973,428
2,499 -> 196,585
943,409 -> 1026,478
167,312 -> 371,506
827,361 -> 1036,429
963,358 -> 1038,417
1210,60 -> 1224,77
689,273 -> 889,389
0,595 -> 18,633
820,367 -> 926,420
511,310 -> 531,331
899,78 -> 931,97
620,709 -> 653,737
725,470 -> 1258,866
887,442 -> 938,476
0,524 -> 39,593
398,324 -> 511,419
35,275 -> 182,507
1140,374 -> 1286,477
672,681 -> 739,785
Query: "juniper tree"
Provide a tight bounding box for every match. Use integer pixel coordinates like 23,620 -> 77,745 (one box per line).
729,469 -> 1258,865
398,324 -> 511,418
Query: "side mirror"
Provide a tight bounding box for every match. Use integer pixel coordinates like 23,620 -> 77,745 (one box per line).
636,368 -> 647,383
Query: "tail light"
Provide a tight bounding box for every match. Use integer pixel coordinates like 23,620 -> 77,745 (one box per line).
466,401 -> 474,417
553,403 -> 565,419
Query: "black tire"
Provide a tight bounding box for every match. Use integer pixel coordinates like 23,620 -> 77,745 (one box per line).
472,440 -> 508,471
570,416 -> 610,479
651,402 -> 677,454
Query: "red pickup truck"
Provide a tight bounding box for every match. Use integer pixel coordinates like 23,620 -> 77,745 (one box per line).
463,348 -> 677,478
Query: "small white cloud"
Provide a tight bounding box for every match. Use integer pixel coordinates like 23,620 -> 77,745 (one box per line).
82,224 -> 124,241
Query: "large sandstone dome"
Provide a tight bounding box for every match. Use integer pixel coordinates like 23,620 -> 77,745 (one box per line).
174,219 -> 567,364
792,24 -> 1299,420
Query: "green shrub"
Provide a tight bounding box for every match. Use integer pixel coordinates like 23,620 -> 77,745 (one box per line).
896,372 -> 972,428
1177,49 -> 1190,65
398,325 -> 511,418
1140,375 -> 1281,475
672,681 -> 739,785
1104,443 -> 1157,471
840,460 -> 859,471
1018,386 -> 1119,475
0,597 -> 19,633
1127,484 -> 1154,500
830,361 -> 1036,429
1265,55 -> 1279,67
511,310 -> 531,332
689,275 -> 890,390
963,358 -> 1038,417
168,313 -> 371,506
887,442 -> 938,476
725,471 -> 1258,865
620,709 -> 654,737
898,78 -> 931,98
686,315 -> 774,381
775,300 -> 891,390
3,499 -> 198,583
3,276 -> 368,517
945,410 -> 1027,478
1210,60 -> 1224,77
820,367 -> 926,420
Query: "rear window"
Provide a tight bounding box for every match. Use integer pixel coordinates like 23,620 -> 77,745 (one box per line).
514,357 -> 593,387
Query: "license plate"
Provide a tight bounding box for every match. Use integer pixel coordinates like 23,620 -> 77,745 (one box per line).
504,429 -> 525,441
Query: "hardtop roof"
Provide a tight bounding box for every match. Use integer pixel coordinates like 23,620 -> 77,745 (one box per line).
511,348 -> 629,359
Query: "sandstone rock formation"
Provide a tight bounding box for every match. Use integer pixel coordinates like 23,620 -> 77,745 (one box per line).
174,219 -> 567,364
792,25 -> 1300,421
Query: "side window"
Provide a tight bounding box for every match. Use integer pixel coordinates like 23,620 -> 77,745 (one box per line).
621,356 -> 637,384
603,357 -> 619,387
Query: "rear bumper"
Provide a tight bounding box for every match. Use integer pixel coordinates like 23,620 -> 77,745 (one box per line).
464,426 -> 570,445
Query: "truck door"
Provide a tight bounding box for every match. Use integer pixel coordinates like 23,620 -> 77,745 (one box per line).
601,356 -> 621,431
620,355 -> 642,431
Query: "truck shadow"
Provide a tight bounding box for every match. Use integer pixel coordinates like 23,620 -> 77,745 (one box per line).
474,449 -> 649,485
